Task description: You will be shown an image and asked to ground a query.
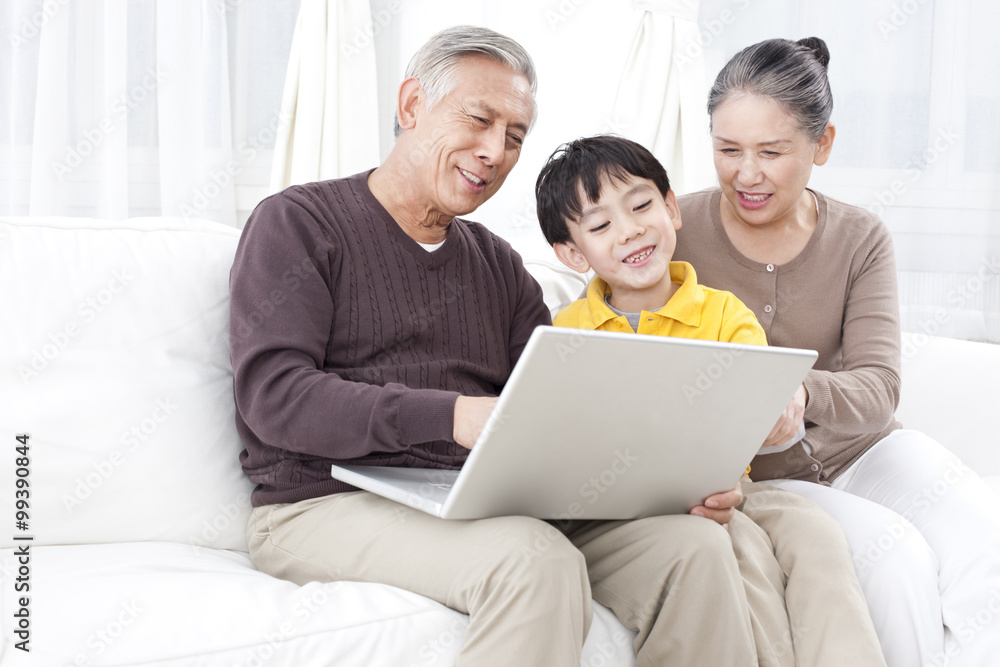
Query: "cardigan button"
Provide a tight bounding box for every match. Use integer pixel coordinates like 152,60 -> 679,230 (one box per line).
766,264 -> 775,272
764,305 -> 773,313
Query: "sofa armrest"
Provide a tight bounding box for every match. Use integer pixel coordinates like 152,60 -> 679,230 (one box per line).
897,332 -> 1000,478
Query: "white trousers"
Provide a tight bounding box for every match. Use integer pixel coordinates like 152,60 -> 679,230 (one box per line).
770,430 -> 1000,667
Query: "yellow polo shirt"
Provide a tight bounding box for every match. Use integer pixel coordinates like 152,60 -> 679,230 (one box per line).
553,261 -> 767,346
554,261 -> 766,478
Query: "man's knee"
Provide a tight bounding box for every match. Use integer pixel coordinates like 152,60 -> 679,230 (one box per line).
492,517 -> 587,577
470,517 -> 591,621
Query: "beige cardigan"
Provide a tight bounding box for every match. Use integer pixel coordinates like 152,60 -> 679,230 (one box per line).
675,188 -> 902,483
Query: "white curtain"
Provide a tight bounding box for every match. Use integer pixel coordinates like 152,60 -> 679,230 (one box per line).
13,1 -> 235,223
3,0 -> 995,341
154,3 -> 236,226
611,0 -> 714,195
269,0 -> 380,191
1,0 -> 297,226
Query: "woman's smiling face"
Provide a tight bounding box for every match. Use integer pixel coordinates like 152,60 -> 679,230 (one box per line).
711,94 -> 833,231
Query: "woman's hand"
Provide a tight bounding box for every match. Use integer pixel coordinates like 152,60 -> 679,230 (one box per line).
690,480 -> 743,527
761,383 -> 808,448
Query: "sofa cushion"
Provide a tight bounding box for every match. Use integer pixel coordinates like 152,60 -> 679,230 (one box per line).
0,217 -> 253,551
0,542 -> 636,666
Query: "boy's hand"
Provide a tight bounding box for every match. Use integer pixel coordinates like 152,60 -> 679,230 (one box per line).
761,383 -> 808,448
690,480 -> 743,527
452,395 -> 499,450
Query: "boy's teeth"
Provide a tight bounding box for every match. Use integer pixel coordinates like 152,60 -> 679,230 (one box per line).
625,248 -> 652,263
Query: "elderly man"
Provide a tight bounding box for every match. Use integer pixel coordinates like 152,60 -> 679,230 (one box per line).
230,26 -> 762,666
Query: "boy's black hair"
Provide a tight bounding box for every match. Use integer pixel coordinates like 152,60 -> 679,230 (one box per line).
534,135 -> 671,246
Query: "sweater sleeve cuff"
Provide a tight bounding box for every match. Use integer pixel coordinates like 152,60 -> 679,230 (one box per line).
396,389 -> 461,445
802,372 -> 831,423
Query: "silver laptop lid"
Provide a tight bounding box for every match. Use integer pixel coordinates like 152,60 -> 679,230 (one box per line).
438,326 -> 816,519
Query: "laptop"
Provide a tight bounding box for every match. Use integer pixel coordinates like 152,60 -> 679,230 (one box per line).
331,326 -> 817,520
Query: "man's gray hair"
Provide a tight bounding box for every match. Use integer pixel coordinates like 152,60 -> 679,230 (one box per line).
393,25 -> 538,138
708,37 -> 833,142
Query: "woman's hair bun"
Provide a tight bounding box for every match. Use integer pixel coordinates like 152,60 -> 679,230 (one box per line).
796,36 -> 830,69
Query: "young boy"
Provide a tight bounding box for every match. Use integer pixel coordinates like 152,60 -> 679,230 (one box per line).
535,135 -> 887,667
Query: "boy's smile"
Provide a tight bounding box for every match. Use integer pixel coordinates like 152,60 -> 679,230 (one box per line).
623,246 -> 654,265
554,175 -> 683,314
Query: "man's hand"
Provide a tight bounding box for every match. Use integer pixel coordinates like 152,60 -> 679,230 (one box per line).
452,395 -> 499,450
761,383 -> 808,448
690,480 -> 743,527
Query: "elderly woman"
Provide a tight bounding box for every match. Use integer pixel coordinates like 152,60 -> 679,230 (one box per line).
674,37 -> 1000,667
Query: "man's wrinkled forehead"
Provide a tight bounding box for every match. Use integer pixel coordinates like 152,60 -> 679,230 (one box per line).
449,54 -> 535,127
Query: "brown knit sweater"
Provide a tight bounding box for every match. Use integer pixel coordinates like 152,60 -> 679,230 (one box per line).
230,170 -> 550,506
675,188 -> 902,483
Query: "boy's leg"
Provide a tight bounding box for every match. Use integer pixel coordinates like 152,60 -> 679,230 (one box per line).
561,514 -> 760,667
248,491 -> 592,667
766,478 -> 939,667
726,509 -> 796,667
741,480 -> 888,667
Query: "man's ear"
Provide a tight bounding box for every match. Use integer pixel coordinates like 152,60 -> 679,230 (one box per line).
664,189 -> 682,231
396,77 -> 423,132
553,241 -> 591,274
814,123 -> 836,166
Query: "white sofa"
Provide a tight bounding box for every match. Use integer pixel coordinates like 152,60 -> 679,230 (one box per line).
0,215 -> 997,667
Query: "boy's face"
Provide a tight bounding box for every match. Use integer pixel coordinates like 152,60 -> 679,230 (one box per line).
554,175 -> 682,312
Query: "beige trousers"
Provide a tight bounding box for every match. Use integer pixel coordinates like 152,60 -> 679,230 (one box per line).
739,480 -> 887,667
248,485 -> 885,666
249,491 -> 764,666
